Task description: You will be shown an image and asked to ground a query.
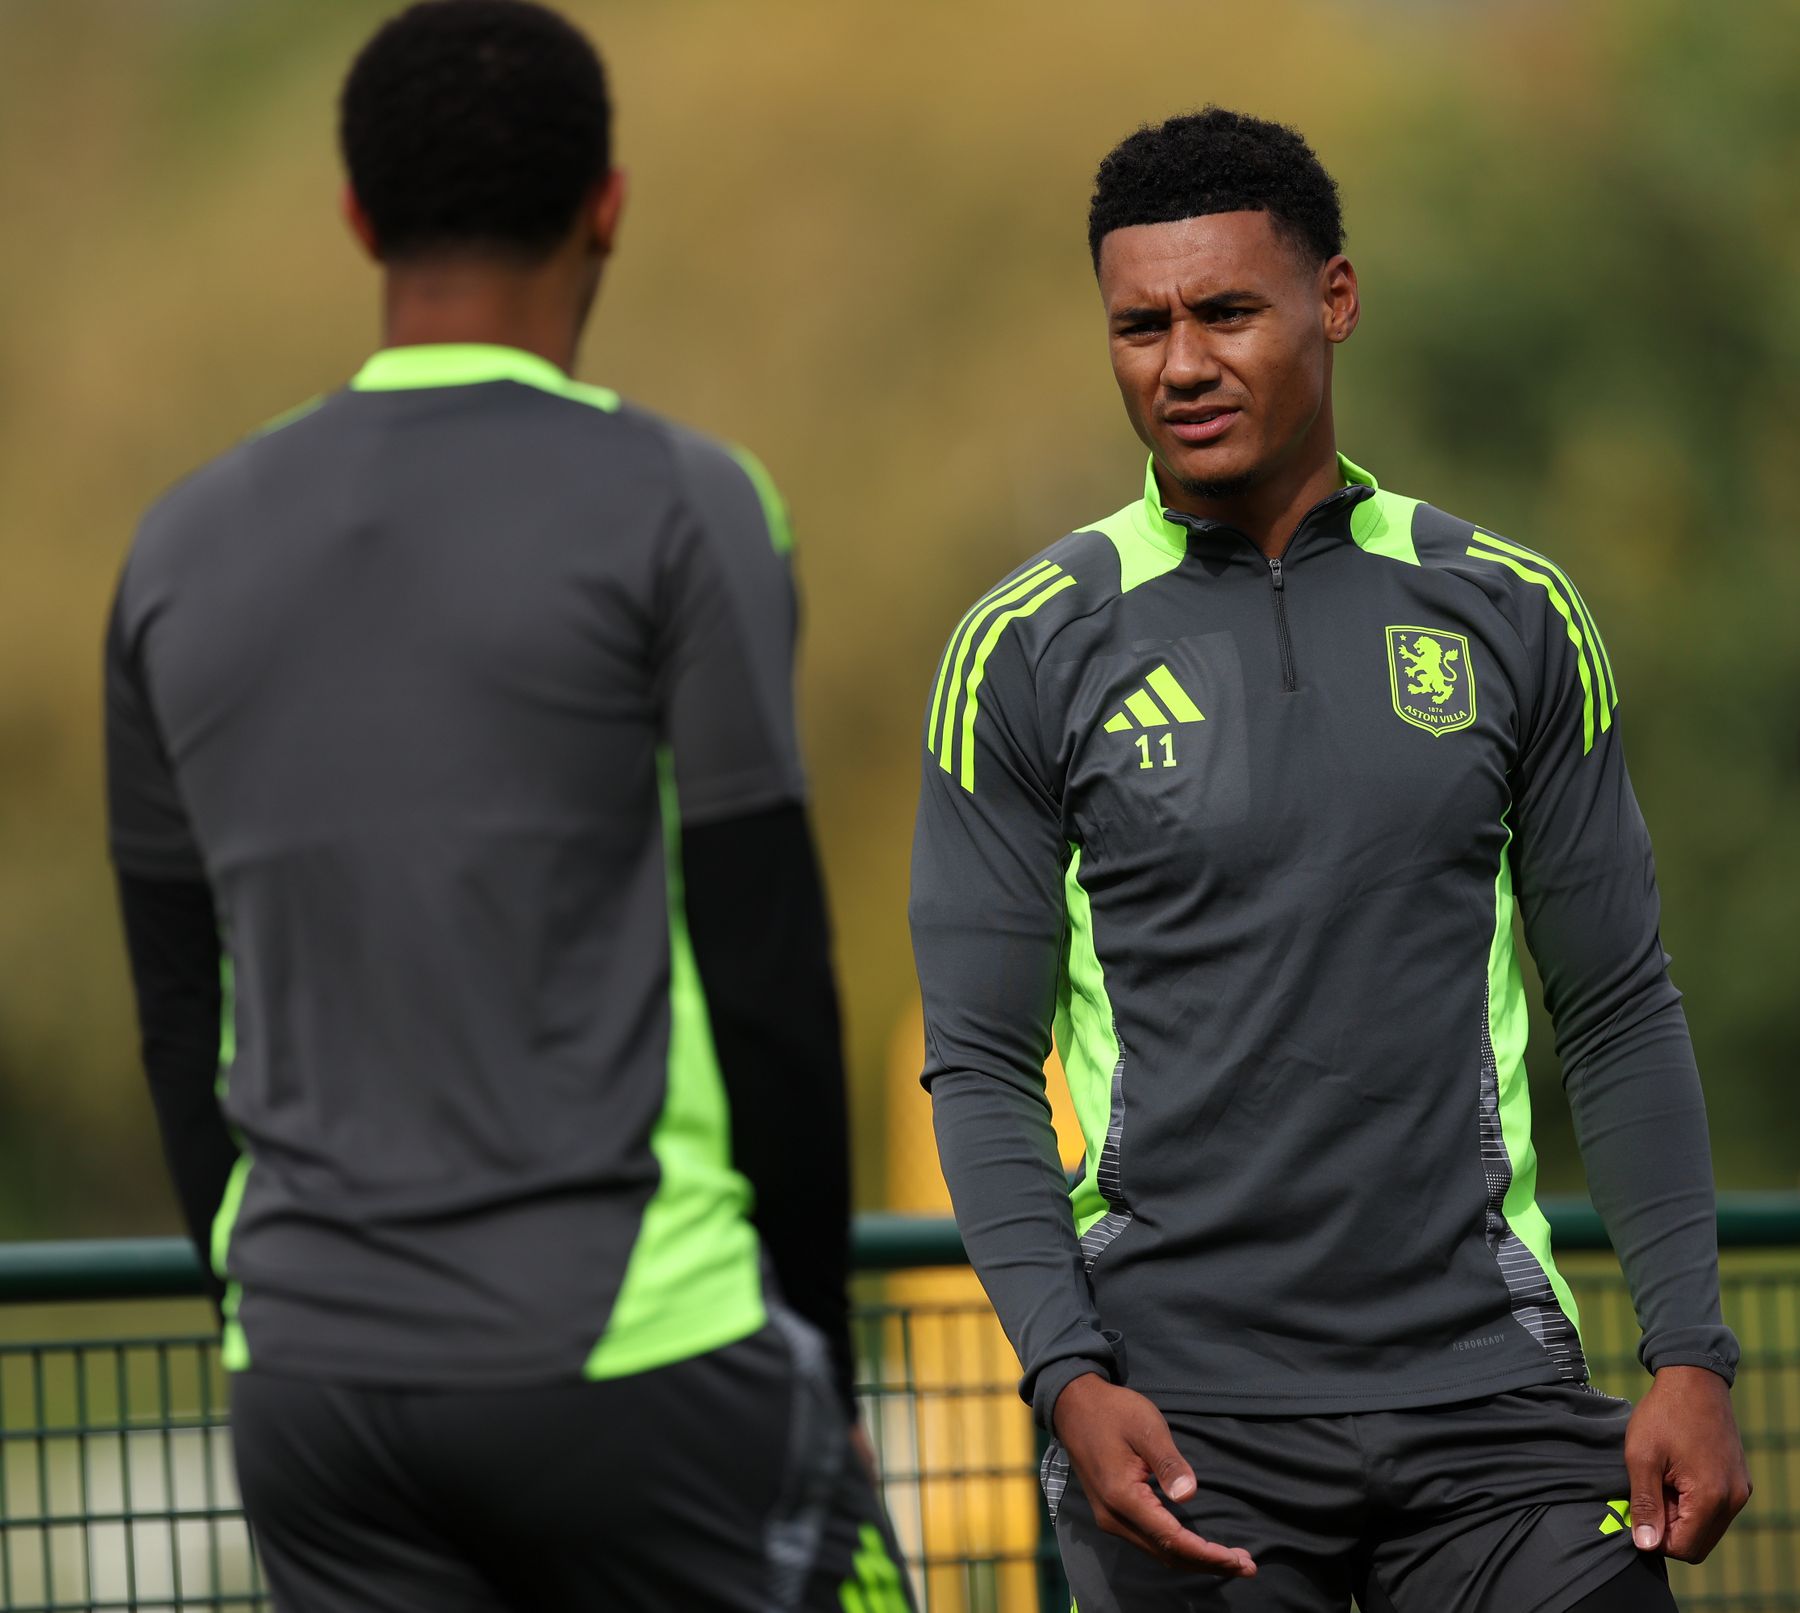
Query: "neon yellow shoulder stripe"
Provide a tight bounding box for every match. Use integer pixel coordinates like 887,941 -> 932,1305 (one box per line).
927,562 -> 1056,753
728,445 -> 794,557
1471,532 -> 1617,709
1466,546 -> 1599,754
955,574 -> 1077,791
933,565 -> 1063,768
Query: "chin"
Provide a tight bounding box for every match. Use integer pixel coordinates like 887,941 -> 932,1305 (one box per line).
1166,445 -> 1259,498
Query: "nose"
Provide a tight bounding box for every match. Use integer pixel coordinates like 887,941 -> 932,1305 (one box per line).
1161,318 -> 1218,393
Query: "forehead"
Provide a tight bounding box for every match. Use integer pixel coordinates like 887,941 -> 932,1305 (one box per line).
1096,211 -> 1310,306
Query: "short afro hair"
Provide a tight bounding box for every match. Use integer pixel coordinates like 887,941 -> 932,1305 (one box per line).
340,0 -> 611,263
1087,108 -> 1343,269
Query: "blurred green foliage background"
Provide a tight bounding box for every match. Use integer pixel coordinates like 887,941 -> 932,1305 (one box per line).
1,0 -> 1795,1237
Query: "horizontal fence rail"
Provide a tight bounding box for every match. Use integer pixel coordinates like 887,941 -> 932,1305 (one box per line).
4,1196 -> 1799,1301
2,1201 -> 1797,1613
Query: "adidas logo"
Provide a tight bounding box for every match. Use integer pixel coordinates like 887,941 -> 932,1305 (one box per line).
1102,665 -> 1206,732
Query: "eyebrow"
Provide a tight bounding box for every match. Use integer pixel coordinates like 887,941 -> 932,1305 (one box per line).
1110,290 -> 1265,324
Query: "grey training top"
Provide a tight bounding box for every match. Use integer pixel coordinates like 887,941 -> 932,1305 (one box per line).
910,454 -> 1737,1425
106,343 -> 802,1386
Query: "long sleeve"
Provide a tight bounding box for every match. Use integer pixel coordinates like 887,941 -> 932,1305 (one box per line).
106,578 -> 236,1305
114,873 -> 234,1306
657,439 -> 857,1407
683,805 -> 855,1414
1509,573 -> 1737,1382
909,591 -> 1118,1428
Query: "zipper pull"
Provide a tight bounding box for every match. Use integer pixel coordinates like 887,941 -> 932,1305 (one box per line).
1268,556 -> 1284,590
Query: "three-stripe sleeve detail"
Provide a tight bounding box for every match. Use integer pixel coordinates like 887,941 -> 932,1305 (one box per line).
927,561 -> 1056,748
1465,539 -> 1618,754
927,564 -> 1074,793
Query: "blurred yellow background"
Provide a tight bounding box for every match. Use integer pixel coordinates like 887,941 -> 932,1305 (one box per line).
2,0 -> 1796,1239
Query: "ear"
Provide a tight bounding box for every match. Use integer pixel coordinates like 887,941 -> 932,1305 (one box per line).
1322,254 -> 1360,344
587,167 -> 628,259
342,185 -> 380,261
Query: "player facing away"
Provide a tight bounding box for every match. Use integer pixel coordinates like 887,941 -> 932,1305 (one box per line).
104,4 -> 912,1609
909,110 -> 1749,1612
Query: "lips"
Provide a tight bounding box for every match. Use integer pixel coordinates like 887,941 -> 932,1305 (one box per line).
1163,408 -> 1241,444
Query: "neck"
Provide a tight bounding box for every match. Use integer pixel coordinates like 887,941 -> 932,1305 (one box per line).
1157,413 -> 1343,559
379,258 -> 589,374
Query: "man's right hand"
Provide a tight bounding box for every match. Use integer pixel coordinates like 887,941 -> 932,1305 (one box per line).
1052,1373 -> 1257,1577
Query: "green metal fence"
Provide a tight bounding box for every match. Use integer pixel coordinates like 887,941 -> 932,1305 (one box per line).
2,1198 -> 1796,1612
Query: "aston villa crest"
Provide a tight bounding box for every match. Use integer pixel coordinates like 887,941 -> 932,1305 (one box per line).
1387,626 -> 1476,736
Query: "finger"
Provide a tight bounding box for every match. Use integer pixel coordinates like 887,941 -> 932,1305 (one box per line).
1157,1529 -> 1258,1577
1663,1490 -> 1729,1565
1128,1410 -> 1198,1504
1107,1488 -> 1256,1576
1627,1449 -> 1668,1553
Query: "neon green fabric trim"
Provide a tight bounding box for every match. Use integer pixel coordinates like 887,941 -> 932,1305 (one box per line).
1350,490 -> 1421,565
1469,532 -> 1618,714
585,751 -> 765,1380
1086,462 -> 1186,594
936,565 -> 1065,772
250,395 -> 325,440
211,949 -> 253,1369
1467,546 -> 1599,753
211,1158 -> 253,1371
1091,452 -> 1376,592
349,344 -> 621,411
214,955 -> 236,1098
220,1291 -> 250,1371
927,562 -> 1056,750
1490,820 -> 1583,1340
728,445 -> 794,556
838,1523 -> 909,1612
210,1155 -> 251,1282
956,575 -> 1077,791
1056,847 -> 1118,1237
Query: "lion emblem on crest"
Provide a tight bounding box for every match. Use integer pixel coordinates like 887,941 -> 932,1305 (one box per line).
1397,633 -> 1460,707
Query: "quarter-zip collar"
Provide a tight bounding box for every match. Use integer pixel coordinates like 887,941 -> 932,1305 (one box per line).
1142,451 -> 1379,569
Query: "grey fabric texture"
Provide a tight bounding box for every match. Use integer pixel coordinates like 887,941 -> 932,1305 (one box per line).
105,374 -> 804,1385
911,473 -> 1736,1422
1047,1384 -> 1657,1613
229,1318 -> 911,1613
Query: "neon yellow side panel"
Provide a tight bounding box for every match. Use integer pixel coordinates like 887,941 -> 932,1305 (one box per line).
1055,848 -> 1119,1237
585,752 -> 765,1379
210,950 -> 253,1370
1489,833 -> 1583,1338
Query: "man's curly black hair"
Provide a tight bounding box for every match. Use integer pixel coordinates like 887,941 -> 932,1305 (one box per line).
340,0 -> 610,264
1087,108 -> 1343,270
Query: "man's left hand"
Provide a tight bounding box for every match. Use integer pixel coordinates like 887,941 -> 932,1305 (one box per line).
1624,1365 -> 1752,1563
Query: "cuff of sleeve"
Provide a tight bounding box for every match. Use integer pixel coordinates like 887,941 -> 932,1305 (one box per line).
1641,1326 -> 1740,1387
1029,1355 -> 1114,1433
